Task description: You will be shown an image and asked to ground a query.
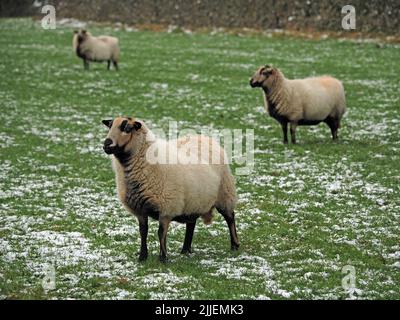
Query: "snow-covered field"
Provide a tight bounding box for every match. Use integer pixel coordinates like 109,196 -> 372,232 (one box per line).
0,18 -> 399,299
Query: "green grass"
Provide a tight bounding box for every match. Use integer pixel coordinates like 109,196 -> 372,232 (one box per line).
0,18 -> 399,300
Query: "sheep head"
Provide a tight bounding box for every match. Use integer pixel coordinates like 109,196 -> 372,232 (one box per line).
73,29 -> 90,44
102,117 -> 142,155
250,65 -> 276,88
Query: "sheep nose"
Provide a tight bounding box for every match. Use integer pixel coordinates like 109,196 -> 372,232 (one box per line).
104,138 -> 113,147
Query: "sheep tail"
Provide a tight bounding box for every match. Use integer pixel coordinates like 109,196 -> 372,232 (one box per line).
202,210 -> 214,225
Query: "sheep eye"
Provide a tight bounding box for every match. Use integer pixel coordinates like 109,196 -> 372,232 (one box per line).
119,120 -> 128,132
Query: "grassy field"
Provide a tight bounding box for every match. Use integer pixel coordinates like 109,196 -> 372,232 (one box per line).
0,18 -> 399,300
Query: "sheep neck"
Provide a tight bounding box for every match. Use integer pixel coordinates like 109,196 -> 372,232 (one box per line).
262,72 -> 290,117
119,138 -> 151,172
119,139 -> 165,216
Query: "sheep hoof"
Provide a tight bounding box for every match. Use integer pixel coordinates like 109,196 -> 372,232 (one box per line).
159,255 -> 168,263
181,248 -> 193,255
231,244 -> 240,251
138,253 -> 148,262
283,140 -> 288,145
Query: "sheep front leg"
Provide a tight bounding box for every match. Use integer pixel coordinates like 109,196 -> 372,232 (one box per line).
158,217 -> 171,263
181,220 -> 197,255
281,122 -> 288,144
138,216 -> 148,262
290,122 -> 298,144
107,60 -> 111,70
83,59 -> 89,70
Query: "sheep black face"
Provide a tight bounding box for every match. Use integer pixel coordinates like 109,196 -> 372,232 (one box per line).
102,117 -> 142,156
250,65 -> 274,88
74,29 -> 88,44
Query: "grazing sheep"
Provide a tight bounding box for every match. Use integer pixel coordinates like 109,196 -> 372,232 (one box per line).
250,65 -> 346,144
73,29 -> 120,70
102,117 -> 239,262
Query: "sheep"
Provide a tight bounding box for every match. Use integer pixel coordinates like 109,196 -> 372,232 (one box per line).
73,29 -> 120,70
250,65 -> 346,144
102,116 -> 239,262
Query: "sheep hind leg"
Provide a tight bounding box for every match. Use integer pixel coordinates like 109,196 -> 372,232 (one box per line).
83,60 -> 89,70
112,61 -> 119,71
281,122 -> 288,144
107,60 -> 111,70
138,216 -> 148,262
181,220 -> 197,255
158,217 -> 171,263
290,122 -> 298,144
325,117 -> 339,141
217,209 -> 239,251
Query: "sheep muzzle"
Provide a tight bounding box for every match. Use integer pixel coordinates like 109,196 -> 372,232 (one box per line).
250,79 -> 262,88
103,138 -> 116,154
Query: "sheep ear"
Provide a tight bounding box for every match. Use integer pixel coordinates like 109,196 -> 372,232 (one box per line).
265,66 -> 274,75
73,30 -> 78,34
133,121 -> 142,131
82,29 -> 87,34
102,119 -> 113,128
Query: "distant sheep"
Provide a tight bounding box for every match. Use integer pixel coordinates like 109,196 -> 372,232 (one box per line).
250,65 -> 346,144
73,29 -> 120,70
102,117 -> 239,262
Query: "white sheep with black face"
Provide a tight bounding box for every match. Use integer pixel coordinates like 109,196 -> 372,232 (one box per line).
250,65 -> 347,144
73,29 -> 120,70
102,117 -> 239,263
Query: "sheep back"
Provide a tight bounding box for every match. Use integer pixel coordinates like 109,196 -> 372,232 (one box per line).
156,134 -> 236,219
286,76 -> 346,122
